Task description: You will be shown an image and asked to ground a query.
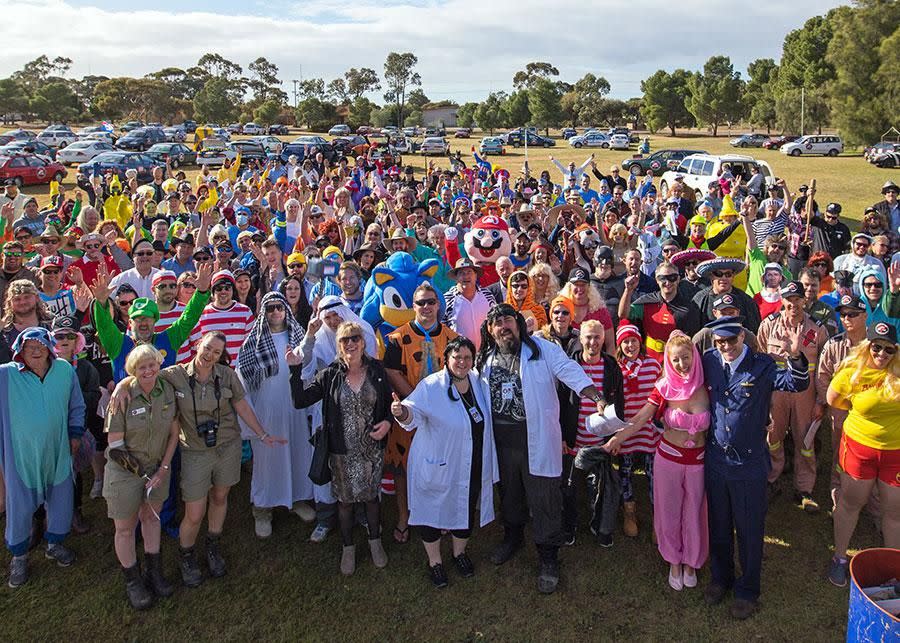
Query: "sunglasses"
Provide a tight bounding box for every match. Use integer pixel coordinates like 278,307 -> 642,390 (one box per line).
339,334 -> 362,345
551,308 -> 571,317
213,284 -> 233,292
811,261 -> 828,268
118,299 -> 135,307
133,251 -> 154,257
53,332 -> 78,341
656,273 -> 679,283
710,270 -> 734,279
42,268 -> 61,275
156,283 -> 177,290
3,251 -> 23,258
265,303 -> 285,313
870,343 -> 898,356
40,237 -> 59,244
414,298 -> 437,307
863,281 -> 883,289
713,335 -> 740,346
839,311 -> 862,319
180,283 -> 197,290
683,260 -> 699,268
854,242 -> 870,248
288,263 -> 305,269
84,243 -> 102,250
510,282 -> 529,290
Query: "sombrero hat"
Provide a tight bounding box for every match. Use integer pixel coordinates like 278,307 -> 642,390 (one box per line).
696,256 -> 747,278
670,249 -> 716,269
547,203 -> 585,229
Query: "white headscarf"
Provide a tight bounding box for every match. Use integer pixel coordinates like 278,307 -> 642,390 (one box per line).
302,295 -> 377,379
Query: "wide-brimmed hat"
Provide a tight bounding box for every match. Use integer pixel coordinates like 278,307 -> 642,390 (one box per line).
382,228 -> 417,252
352,242 -> 384,263
670,249 -> 715,269
448,257 -> 482,280
547,203 -> 585,228
696,257 -> 746,278
881,180 -> 898,195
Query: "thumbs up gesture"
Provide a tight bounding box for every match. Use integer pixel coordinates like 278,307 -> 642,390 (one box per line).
390,392 -> 406,421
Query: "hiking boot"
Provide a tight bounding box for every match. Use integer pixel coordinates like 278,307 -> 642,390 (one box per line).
428,562 -> 449,589
537,559 -> 560,594
729,598 -> 758,620
799,493 -> 820,514
122,563 -> 154,610
622,501 -> 638,538
309,524 -> 330,543
71,509 -> 91,535
143,553 -> 174,598
368,538 -> 388,569
205,534 -> 226,578
340,545 -> 356,576
490,531 -> 523,566
8,556 -> 27,588
827,556 -> 849,588
453,553 -> 475,578
45,543 -> 75,567
178,546 -> 203,588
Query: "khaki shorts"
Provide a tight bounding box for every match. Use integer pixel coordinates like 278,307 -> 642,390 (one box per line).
103,462 -> 170,520
180,440 -> 242,502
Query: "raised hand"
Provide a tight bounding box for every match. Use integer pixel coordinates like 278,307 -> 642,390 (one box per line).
889,260 -> 900,294
307,317 -> 322,336
90,265 -> 112,304
285,346 -> 302,367
390,392 -> 405,419
72,283 -> 93,312
195,260 -> 213,291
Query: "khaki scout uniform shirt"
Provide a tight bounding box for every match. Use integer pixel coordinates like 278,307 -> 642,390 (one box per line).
104,379 -> 178,470
757,312 -> 829,387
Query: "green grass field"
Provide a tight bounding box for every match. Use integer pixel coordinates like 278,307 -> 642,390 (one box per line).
3,124 -> 892,640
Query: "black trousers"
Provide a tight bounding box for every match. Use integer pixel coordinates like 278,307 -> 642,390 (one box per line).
493,423 -> 563,548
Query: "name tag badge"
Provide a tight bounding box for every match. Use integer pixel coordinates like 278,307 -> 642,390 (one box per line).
131,407 -> 147,416
468,407 -> 483,423
501,382 -> 514,401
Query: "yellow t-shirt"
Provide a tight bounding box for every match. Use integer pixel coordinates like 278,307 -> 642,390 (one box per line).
831,365 -> 900,450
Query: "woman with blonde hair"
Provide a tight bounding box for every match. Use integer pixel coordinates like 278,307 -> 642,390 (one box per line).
559,270 -> 615,354
289,320 -> 394,576
528,262 -> 559,308
825,322 -> 900,586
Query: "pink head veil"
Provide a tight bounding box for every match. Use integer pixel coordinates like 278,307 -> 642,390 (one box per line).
654,331 -> 703,401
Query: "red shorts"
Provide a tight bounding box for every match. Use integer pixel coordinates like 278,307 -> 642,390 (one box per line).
838,434 -> 900,487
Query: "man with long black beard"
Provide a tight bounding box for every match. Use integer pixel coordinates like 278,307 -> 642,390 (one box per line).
475,304 -> 604,594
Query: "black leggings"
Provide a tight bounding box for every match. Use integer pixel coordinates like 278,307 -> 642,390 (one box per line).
338,500 -> 380,546
419,525 -> 472,543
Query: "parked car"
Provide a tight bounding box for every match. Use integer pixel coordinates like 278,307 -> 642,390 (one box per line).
293,135 -> 330,147
621,149 -> 708,176
420,137 -> 450,156
568,132 -> 610,149
454,128 -> 471,139
871,151 -> 900,168
762,135 -> 798,150
0,153 -> 67,186
390,136 -> 411,154
146,142 -> 197,168
505,130 -> 555,147
116,128 -> 166,152
328,124 -> 351,137
356,125 -> 373,135
609,134 -> 630,150
242,122 -> 265,135
781,135 -> 844,157
162,126 -> 186,143
229,140 -> 268,163
267,124 -> 289,136
380,126 -> 399,137
56,140 -> 116,165
226,123 -> 243,134
865,141 -> 898,162
77,126 -> 115,143
36,129 -> 78,149
402,127 -> 419,137
211,127 -> 231,142
0,135 -> 13,146
278,140 -> 339,164
196,138 -> 237,165
251,135 -> 284,154
561,128 -> 577,140
77,151 -> 161,184
424,127 -> 446,137
729,133 -> 770,148
120,121 -> 144,133
479,137 -> 505,155
0,139 -> 58,160
659,153 -> 775,199
180,120 -> 198,133
4,129 -> 36,141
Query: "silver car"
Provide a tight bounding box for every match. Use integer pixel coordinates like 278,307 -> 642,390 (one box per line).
420,137 -> 449,156
56,140 -> 115,164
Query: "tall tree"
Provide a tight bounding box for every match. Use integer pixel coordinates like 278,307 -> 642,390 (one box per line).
474,92 -> 506,134
327,78 -> 349,103
560,91 -> 578,127
383,52 -> 421,128
623,97 -> 643,130
456,102 -> 478,129
295,98 -> 339,131
745,58 -> 778,133
147,67 -> 205,101
513,62 -> 559,90
193,76 -> 239,123
247,57 -> 284,102
502,90 -> 531,128
527,78 -> 562,136
347,96 -> 377,129
639,69 -> 694,135
0,78 -> 29,121
345,67 -> 381,100
254,99 -> 282,125
826,0 -> 899,144
573,73 -> 612,126
406,88 -> 430,112
298,78 -> 327,100
30,81 -> 79,122
196,53 -> 243,81
686,56 -> 744,136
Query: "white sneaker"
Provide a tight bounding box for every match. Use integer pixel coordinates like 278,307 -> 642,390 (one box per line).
255,517 -> 272,539
90,478 -> 103,499
309,524 -> 330,543
683,567 -> 697,588
292,502 -> 316,523
668,569 -> 684,591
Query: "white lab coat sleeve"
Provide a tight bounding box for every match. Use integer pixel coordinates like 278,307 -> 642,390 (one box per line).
539,337 -> 591,393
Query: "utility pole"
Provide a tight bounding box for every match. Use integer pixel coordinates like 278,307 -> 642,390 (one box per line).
292,79 -> 299,107
800,87 -> 805,136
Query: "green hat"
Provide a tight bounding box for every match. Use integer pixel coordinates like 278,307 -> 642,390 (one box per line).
128,298 -> 160,321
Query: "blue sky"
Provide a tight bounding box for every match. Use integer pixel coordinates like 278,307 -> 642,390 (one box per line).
3,0 -> 848,102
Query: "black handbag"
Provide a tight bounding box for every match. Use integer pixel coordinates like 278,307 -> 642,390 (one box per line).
308,428 -> 332,485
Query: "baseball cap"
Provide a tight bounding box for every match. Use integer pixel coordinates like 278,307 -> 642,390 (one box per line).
780,280 -> 805,299
128,298 -> 160,321
712,294 -> 740,312
567,267 -> 590,283
867,321 -> 898,344
835,294 -> 865,314
40,256 -> 64,271
706,315 -> 745,338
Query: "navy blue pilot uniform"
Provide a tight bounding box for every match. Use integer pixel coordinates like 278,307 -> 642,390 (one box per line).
702,316 -> 809,606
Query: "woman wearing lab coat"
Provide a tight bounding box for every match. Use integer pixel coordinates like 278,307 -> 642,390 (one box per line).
391,336 -> 498,589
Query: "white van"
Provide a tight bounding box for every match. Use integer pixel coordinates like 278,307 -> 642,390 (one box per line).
659,154 -> 775,200
781,135 -> 843,157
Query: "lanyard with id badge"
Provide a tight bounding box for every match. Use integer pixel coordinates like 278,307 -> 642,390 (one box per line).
460,385 -> 483,424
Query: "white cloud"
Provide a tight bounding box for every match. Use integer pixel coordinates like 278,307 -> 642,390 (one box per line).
0,0 -> 847,101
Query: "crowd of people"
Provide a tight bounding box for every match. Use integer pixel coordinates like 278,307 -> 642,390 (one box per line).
0,145 -> 897,622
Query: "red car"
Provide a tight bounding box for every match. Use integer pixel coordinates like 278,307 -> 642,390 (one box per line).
0,153 -> 67,186
762,135 -> 798,150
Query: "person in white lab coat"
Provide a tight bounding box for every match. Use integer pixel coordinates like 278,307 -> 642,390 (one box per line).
391,336 -> 498,589
474,303 -> 603,595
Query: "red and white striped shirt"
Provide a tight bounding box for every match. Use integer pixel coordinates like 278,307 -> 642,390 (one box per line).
618,357 -> 663,454
154,302 -> 192,363
187,301 -> 255,367
577,360 -> 606,449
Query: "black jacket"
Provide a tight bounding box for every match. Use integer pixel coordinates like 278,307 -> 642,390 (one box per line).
75,359 -> 103,434
557,347 -> 625,449
289,358 -> 392,455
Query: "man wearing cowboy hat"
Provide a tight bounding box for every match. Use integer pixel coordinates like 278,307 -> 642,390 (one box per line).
872,180 -> 900,232
442,258 -> 496,350
692,257 -> 762,332
383,228 -> 417,255
756,281 -> 829,511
